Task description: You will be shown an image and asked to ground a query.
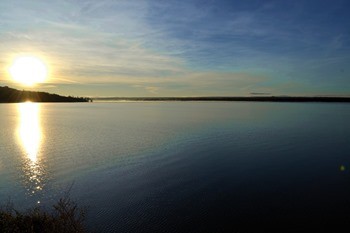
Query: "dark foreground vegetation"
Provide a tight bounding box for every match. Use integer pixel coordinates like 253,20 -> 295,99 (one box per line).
94,96 -> 350,102
0,86 -> 91,103
0,196 -> 87,233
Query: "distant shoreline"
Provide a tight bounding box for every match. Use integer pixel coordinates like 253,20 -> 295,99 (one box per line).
0,86 -> 91,103
1,85 -> 349,103
92,96 -> 350,103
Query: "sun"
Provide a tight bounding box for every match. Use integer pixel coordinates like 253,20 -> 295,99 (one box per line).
10,56 -> 48,86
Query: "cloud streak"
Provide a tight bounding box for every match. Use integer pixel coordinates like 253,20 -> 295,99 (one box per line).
0,0 -> 349,96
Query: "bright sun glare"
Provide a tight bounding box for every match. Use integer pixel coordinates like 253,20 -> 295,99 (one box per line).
10,56 -> 47,86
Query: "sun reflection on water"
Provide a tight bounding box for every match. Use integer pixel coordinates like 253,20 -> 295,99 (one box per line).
18,102 -> 46,197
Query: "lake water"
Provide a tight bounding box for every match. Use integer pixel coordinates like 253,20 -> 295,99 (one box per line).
1,102 -> 350,232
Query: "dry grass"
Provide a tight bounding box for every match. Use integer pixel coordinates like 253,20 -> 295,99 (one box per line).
0,195 -> 87,233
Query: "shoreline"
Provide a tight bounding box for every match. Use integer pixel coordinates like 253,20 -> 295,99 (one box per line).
92,96 -> 350,103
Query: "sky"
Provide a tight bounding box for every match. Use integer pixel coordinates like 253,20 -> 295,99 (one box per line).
0,0 -> 349,97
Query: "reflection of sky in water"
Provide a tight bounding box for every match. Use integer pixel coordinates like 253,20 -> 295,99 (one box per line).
0,102 -> 347,231
18,102 -> 46,201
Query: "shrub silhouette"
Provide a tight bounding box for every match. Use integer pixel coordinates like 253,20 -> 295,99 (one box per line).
0,195 -> 87,233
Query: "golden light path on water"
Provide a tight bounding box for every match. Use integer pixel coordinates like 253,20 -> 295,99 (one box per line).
18,102 -> 46,201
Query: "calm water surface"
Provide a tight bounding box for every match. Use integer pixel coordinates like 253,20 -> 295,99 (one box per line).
0,102 -> 349,232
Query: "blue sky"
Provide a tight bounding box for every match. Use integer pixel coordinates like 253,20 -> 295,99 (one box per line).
0,0 -> 349,96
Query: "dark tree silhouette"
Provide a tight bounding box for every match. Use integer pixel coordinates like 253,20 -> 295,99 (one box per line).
0,86 -> 91,103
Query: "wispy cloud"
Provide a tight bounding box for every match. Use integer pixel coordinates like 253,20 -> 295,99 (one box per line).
0,1 -> 184,84
0,0 -> 349,96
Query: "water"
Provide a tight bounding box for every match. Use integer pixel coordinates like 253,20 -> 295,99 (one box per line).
0,102 -> 350,232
